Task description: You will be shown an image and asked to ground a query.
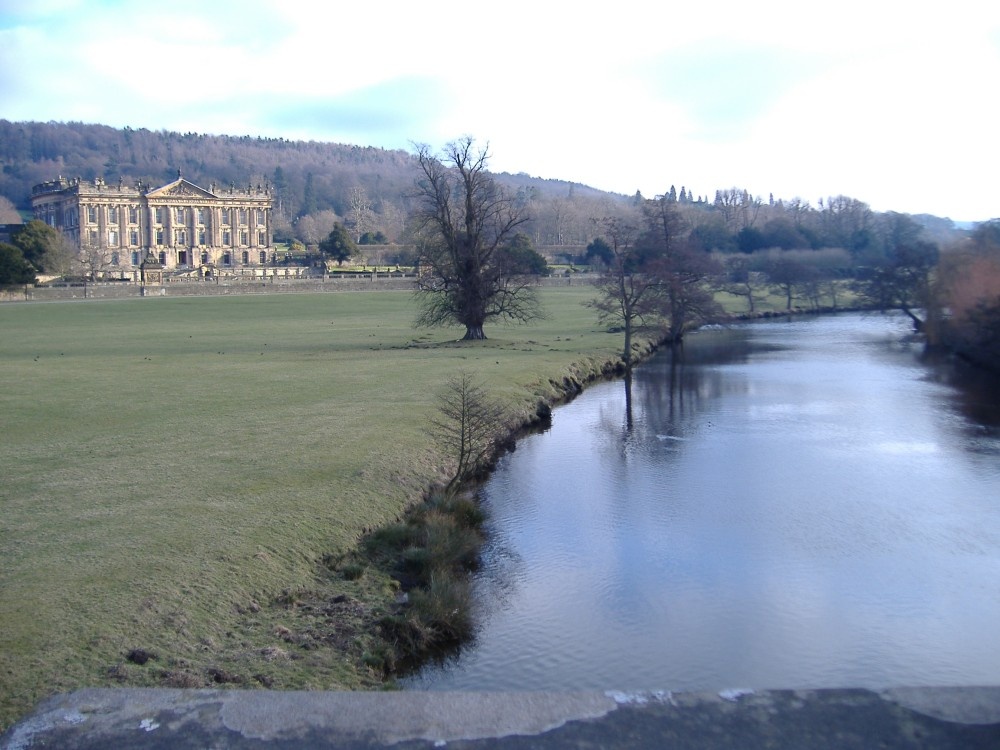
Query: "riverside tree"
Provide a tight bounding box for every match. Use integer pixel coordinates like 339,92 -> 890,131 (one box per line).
430,371 -> 507,491
934,220 -> 1000,368
412,138 -> 540,340
854,231 -> 939,331
638,194 -> 723,342
587,216 -> 660,372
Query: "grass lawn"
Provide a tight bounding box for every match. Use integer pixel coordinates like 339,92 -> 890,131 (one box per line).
0,286 -> 641,729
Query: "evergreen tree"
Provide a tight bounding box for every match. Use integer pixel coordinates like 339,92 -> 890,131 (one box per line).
11,220 -> 63,272
0,242 -> 37,284
319,223 -> 357,266
300,172 -> 317,217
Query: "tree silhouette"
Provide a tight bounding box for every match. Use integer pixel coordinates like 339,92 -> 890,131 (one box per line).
412,138 -> 540,340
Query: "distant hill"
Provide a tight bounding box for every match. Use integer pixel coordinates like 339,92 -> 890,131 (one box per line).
0,120 -> 966,252
0,120 -> 614,220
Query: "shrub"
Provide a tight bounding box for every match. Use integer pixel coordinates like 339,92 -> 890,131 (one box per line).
364,522 -> 417,556
434,494 -> 485,530
409,570 -> 474,644
422,510 -> 481,572
341,563 -> 365,581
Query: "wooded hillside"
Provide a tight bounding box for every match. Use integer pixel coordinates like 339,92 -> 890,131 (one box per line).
0,120 -> 967,257
0,120 -> 619,248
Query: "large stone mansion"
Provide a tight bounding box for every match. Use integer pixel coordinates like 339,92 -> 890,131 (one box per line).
30,173 -> 272,278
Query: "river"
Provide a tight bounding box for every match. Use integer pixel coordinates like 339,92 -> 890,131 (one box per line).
403,313 -> 1000,692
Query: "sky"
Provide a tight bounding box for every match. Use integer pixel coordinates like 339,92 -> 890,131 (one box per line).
1,0 -> 998,222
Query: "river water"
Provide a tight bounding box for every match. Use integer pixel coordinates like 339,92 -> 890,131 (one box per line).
404,313 -> 1000,692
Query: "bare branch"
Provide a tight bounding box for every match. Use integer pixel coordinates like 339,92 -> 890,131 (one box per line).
429,371 -> 508,490
411,139 -> 539,340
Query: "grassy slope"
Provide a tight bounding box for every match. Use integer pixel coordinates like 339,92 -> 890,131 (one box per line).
0,287 -> 640,728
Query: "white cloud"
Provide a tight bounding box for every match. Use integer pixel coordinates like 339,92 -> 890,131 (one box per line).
2,0 -> 999,219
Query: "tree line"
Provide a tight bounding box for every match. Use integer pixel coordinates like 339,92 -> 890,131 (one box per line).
581,191 -> 999,373
2,123 -> 997,372
8,120 -> 963,257
400,139 -> 999,375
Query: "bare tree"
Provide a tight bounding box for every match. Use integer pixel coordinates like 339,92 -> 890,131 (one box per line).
412,138 -> 540,340
714,187 -> 761,231
641,195 -> 723,341
347,186 -> 376,242
543,197 -> 575,245
376,196 -> 405,243
820,195 -> 874,255
294,210 -> 341,247
75,242 -> 114,280
722,254 -> 766,313
430,371 -> 508,491
652,246 -> 724,341
587,215 -> 661,372
0,196 -> 22,224
763,251 -> 817,311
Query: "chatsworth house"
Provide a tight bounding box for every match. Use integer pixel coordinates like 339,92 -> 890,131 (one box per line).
31,172 -> 272,279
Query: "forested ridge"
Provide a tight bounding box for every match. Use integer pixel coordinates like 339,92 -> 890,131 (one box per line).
0,119 -> 967,252
0,119 -> 614,246
1,119 -> 415,215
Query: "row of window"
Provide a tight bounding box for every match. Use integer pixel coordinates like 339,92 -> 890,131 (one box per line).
83,205 -> 267,227
123,250 -> 271,266
87,228 -> 268,248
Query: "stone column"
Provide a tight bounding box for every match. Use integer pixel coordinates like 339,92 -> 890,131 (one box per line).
212,207 -> 222,247
115,204 -> 125,250
164,204 -> 173,246
97,203 -> 106,249
144,204 -> 154,249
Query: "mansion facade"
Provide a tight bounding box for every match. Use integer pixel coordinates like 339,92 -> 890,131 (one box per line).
31,174 -> 272,278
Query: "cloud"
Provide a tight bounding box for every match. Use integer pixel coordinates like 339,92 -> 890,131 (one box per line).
2,0 -> 1000,219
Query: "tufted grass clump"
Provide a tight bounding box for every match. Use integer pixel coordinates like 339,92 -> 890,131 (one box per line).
341,487 -> 487,674
408,570 -> 474,644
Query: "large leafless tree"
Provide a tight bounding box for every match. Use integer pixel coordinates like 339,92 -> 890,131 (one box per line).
412,138 -> 540,340
347,186 -> 376,242
589,196 -> 723,365
587,216 -> 661,372
639,195 -> 723,341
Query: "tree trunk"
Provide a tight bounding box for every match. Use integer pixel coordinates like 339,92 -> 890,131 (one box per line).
622,319 -> 632,371
463,324 -> 487,340
902,306 -> 925,332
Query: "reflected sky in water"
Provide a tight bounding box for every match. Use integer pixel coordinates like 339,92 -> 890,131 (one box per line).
405,314 -> 1000,692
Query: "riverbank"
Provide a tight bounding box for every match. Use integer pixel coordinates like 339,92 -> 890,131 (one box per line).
0,287 -> 664,731
292,332 -> 668,680
281,307 -> 862,683
402,312 -> 1000,694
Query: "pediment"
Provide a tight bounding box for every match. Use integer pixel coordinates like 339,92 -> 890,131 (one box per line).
146,178 -> 217,199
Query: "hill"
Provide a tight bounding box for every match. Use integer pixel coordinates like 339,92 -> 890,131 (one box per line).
0,120 -> 967,254
0,120 -> 623,244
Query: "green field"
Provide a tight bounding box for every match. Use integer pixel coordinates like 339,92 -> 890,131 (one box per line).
0,287 -> 646,729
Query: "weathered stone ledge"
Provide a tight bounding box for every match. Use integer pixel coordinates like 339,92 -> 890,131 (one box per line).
5,686 -> 999,749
